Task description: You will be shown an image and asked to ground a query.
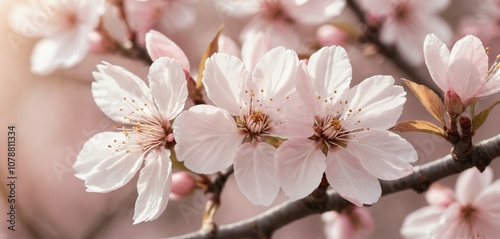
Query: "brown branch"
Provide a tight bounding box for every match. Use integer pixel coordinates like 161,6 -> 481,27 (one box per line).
346,0 -> 441,95
167,134 -> 500,239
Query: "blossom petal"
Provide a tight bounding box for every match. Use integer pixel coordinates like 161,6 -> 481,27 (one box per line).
272,94 -> 315,138
203,53 -> 249,115
133,147 -> 172,224
92,62 -> 155,123
477,69 -> 500,97
234,142 -> 279,206
158,1 -> 196,31
400,206 -> 445,238
216,0 -> 261,17
455,167 -> 493,204
343,75 -> 406,130
218,34 -> 241,59
349,129 -> 416,181
448,58 -> 482,103
414,0 -> 450,12
74,132 -> 145,193
433,203 -> 463,239
283,0 -> 346,25
449,35 -> 488,78
173,105 -> 244,174
241,31 -> 272,70
275,138 -> 326,200
148,57 -> 188,120
306,46 -> 352,103
475,180 -> 500,217
424,33 -> 451,93
326,148 -> 381,206
145,30 -> 190,71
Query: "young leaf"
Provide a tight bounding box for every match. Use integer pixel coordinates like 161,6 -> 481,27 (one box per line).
403,79 -> 446,127
196,24 -> 224,91
472,100 -> 500,131
390,120 -> 446,137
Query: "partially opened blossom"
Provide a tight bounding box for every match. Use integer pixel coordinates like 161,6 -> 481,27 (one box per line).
217,0 -> 346,50
424,34 -> 500,109
173,47 -> 305,206
9,0 -> 105,75
401,167 -> 500,238
275,46 -> 417,204
359,0 -> 452,65
322,206 -> 374,239
73,57 -> 188,224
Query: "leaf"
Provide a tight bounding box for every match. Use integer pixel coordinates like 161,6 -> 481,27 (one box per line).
196,24 -> 224,91
403,79 -> 446,127
390,120 -> 446,137
472,100 -> 500,131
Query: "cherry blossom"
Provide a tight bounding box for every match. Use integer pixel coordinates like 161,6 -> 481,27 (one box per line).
216,0 -> 346,51
359,0 -> 452,66
145,30 -> 190,72
73,57 -> 188,224
322,206 -> 374,239
173,47 -> 305,206
275,46 -> 417,204
9,0 -> 104,75
401,167 -> 500,238
424,34 -> 500,109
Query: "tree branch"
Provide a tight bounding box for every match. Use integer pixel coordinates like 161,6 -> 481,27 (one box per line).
167,134 -> 500,239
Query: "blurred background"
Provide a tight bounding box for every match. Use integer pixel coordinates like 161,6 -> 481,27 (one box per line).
0,0 -> 499,238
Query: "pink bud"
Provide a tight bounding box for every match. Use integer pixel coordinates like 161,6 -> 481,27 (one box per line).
425,183 -> 455,207
316,25 -> 349,47
445,90 -> 463,117
145,30 -> 190,72
170,172 -> 196,200
321,207 -> 374,239
88,31 -> 108,54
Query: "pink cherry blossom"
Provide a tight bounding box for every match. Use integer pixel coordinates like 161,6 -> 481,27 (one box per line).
73,57 -> 188,224
424,34 -> 500,108
359,0 -> 452,66
217,0 -> 346,50
322,206 -> 374,239
274,46 -> 417,204
9,0 -> 105,75
173,47 -> 306,206
145,30 -> 190,72
401,167 -> 500,239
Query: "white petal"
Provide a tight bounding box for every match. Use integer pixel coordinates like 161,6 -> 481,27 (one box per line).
218,34 -> 241,59
307,46 -> 352,102
92,62 -> 155,123
234,142 -> 279,206
159,1 -> 196,31
216,0 -> 261,17
30,26 -> 90,75
349,129 -> 416,181
251,46 -> 298,110
413,0 -> 450,12
272,94 -> 315,138
448,59 -> 483,103
475,180 -> 500,216
9,3 -> 58,37
400,206 -> 444,238
241,31 -> 271,70
343,75 -> 406,130
433,203 -> 462,239
275,138 -> 326,200
241,17 -> 301,51
133,148 -> 172,224
74,132 -> 145,192
449,35 -> 488,79
424,33 -> 451,93
478,70 -> 500,97
173,105 -> 244,174
148,57 -> 188,120
283,0 -> 346,25
326,148 -> 381,206
203,53 -> 249,115
455,167 -> 493,204
145,30 -> 190,71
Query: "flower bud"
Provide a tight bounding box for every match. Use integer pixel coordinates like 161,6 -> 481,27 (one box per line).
316,25 -> 349,47
445,90 -> 463,117
425,183 -> 455,207
88,31 -> 108,54
170,172 -> 196,200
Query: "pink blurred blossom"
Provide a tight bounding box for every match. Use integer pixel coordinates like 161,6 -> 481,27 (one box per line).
316,24 -> 349,47
359,0 -> 452,66
401,167 -> 500,238
170,172 -> 196,200
322,207 -> 374,239
145,30 -> 190,72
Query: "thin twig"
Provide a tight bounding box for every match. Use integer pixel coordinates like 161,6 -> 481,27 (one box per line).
167,134 -> 500,239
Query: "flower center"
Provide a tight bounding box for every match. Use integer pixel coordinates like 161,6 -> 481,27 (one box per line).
460,204 -> 478,225
262,0 -> 293,23
240,110 -> 272,142
392,1 -> 411,22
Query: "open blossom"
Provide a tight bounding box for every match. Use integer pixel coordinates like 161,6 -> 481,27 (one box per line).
217,0 -> 346,50
359,0 -> 452,65
424,34 -> 500,109
173,47 -> 305,206
73,57 -> 188,224
9,0 -> 104,75
322,206 -> 374,239
401,167 -> 500,238
275,46 -> 417,204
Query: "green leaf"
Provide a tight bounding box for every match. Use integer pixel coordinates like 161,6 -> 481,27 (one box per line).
403,79 -> 446,127
196,24 -> 224,91
390,120 -> 446,137
472,100 -> 500,131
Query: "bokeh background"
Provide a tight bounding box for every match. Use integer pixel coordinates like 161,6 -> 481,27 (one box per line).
0,0 -> 499,238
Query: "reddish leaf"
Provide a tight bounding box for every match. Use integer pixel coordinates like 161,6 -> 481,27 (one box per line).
403,79 -> 446,127
472,100 -> 500,131
391,120 -> 446,137
196,24 -> 224,91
